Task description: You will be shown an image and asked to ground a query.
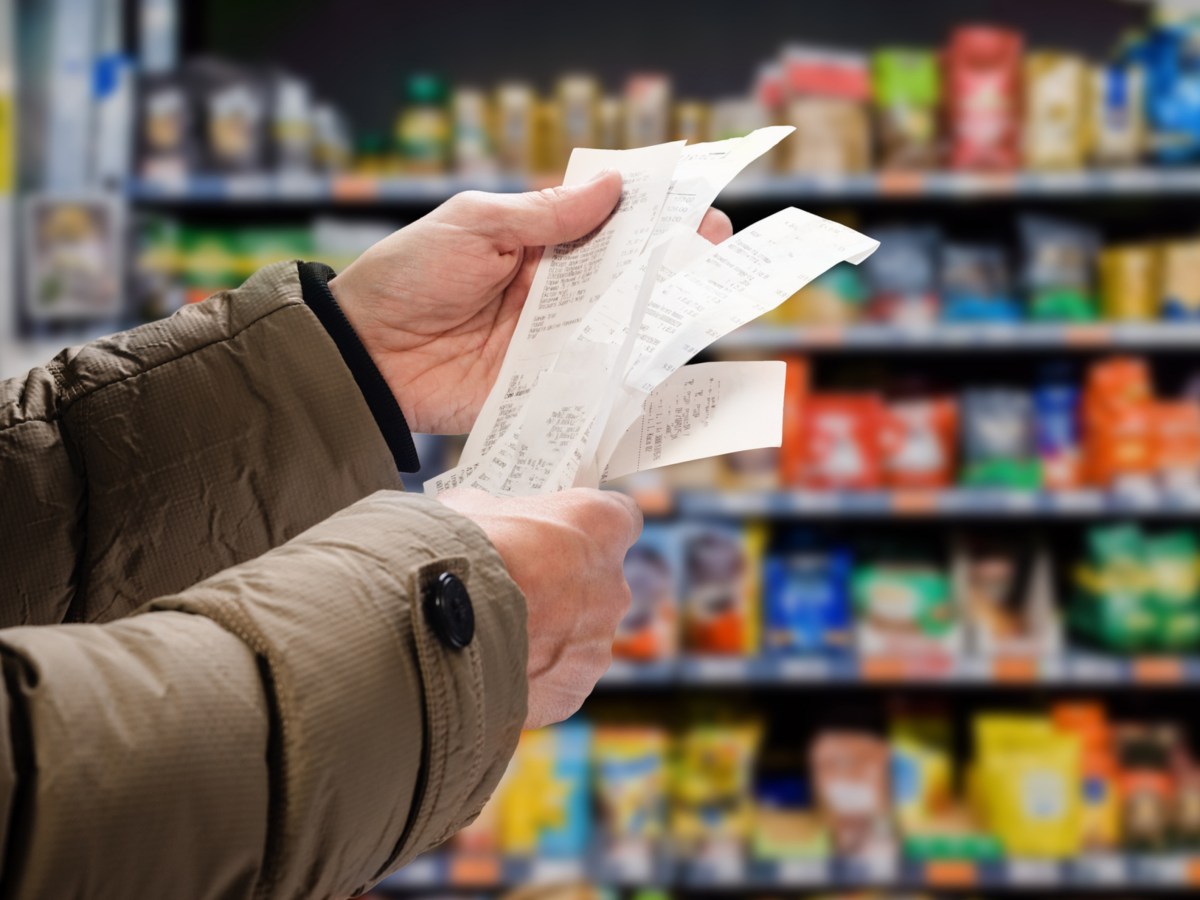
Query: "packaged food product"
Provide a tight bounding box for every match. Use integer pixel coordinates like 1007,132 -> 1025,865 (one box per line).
672,721 -> 761,849
191,58 -> 269,173
852,546 -> 958,657
395,73 -> 450,175
452,87 -> 495,175
861,226 -> 941,325
674,101 -> 708,144
960,389 -> 1042,489
1023,52 -> 1090,169
940,243 -> 1020,323
944,26 -> 1023,170
137,74 -> 195,178
777,262 -> 868,325
974,714 -> 1082,859
624,74 -> 671,148
500,722 -> 592,856
593,727 -> 669,854
1130,20 -> 1200,163
811,730 -> 896,860
1154,401 -> 1200,492
597,96 -> 624,150
871,49 -> 940,169
495,82 -> 537,174
801,394 -> 887,489
881,397 -> 958,489
557,74 -> 599,164
1019,216 -> 1100,322
763,539 -> 853,655
1091,62 -> 1146,165
1052,702 -> 1120,851
954,531 -> 1061,657
1098,244 -> 1161,321
311,103 -> 352,173
534,99 -> 563,174
616,525 -> 680,661
1116,726 -> 1173,851
1161,238 -> 1200,319
890,712 -> 954,833
779,357 -> 811,488
752,786 -> 830,860
1034,365 -> 1083,489
1144,530 -> 1200,649
782,46 -> 872,174
679,523 -> 763,655
271,74 -> 313,173
1082,357 -> 1158,489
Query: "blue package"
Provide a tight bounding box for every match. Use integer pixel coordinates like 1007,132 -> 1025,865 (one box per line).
940,243 -> 1021,323
1129,22 -> 1200,163
763,548 -> 853,654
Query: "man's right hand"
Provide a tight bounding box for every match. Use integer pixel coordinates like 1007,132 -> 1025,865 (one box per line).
439,488 -> 642,729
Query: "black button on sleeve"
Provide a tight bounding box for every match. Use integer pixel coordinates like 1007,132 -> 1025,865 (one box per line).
425,572 -> 475,650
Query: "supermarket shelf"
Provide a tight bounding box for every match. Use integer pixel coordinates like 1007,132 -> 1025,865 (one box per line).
720,322 -> 1200,351
380,852 -> 1200,890
126,167 -> 1200,205
673,488 -> 1200,518
600,653 -> 1200,688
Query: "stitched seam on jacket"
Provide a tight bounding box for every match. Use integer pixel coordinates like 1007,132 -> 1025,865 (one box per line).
0,302 -> 303,434
415,619 -> 451,856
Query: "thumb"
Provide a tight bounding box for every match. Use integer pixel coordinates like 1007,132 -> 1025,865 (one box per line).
484,170 -> 623,247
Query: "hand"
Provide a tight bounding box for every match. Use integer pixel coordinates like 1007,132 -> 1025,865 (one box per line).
438,487 -> 643,729
329,174 -> 734,434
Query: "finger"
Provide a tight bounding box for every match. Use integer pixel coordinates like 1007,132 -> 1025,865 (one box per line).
698,207 -> 733,245
476,170 -> 623,248
603,490 -> 644,549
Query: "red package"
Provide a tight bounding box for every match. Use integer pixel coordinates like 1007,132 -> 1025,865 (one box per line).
779,356 -> 811,487
944,26 -> 1023,170
801,393 -> 887,489
881,397 -> 959,488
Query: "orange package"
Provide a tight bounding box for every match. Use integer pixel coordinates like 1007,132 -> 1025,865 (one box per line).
1083,357 -> 1153,426
881,397 -> 959,488
801,394 -> 888,490
1083,357 -> 1157,487
779,356 -> 811,487
1154,402 -> 1200,487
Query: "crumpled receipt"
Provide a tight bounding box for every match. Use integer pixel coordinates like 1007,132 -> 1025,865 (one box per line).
427,127 -> 879,497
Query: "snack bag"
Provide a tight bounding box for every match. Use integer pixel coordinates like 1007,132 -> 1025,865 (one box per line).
872,49 -> 940,169
672,721 -> 761,849
1098,244 -> 1161,321
1154,401 -> 1200,493
881,397 -> 958,489
1161,238 -> 1200,320
680,523 -> 763,655
811,730 -> 896,860
1082,359 -> 1157,490
960,389 -> 1042,489
753,776 -> 831,860
852,549 -> 958,657
1116,725 -> 1173,852
500,722 -> 592,856
1071,524 -> 1157,652
940,243 -> 1020,322
616,526 -> 680,662
1130,20 -> 1200,163
1023,53 -> 1090,169
1145,530 -> 1200,650
1020,216 -> 1100,322
593,727 -> 669,854
1034,367 -> 1083,489
1052,702 -> 1120,851
801,394 -> 887,489
1091,62 -> 1146,165
890,713 -> 954,833
944,26 -> 1023,170
861,226 -> 941,325
763,540 -> 853,654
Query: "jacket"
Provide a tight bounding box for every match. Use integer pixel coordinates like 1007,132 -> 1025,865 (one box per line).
0,261 -> 528,899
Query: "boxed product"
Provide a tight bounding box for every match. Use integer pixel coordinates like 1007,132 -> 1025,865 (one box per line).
1020,216 -> 1100,322
811,730 -> 897,861
616,525 -> 681,662
500,722 -> 592,857
672,720 -> 761,851
944,26 -> 1023,170
1091,62 -> 1146,165
871,49 -> 941,169
753,776 -> 830,860
953,531 -> 1062,658
861,226 -> 941,326
1098,243 -> 1161,321
593,727 -> 669,858
1052,702 -> 1120,851
782,46 -> 872,174
800,394 -> 888,489
1130,20 -> 1200,163
1116,724 -> 1174,851
890,710 -> 954,834
940,243 -> 1020,323
1161,238 -> 1200,320
959,389 -> 1042,489
851,542 -> 960,658
23,195 -> 124,321
881,397 -> 958,489
763,536 -> 853,655
1154,401 -> 1200,493
679,523 -> 764,655
1022,52 -> 1090,169
1082,357 -> 1157,490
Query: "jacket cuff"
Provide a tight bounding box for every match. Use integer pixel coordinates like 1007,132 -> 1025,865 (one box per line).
146,490 -> 527,898
297,261 -> 421,473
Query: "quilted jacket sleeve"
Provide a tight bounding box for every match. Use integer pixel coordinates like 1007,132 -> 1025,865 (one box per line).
0,262 -> 527,899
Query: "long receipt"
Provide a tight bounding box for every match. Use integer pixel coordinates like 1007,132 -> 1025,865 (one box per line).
427,127 -> 879,497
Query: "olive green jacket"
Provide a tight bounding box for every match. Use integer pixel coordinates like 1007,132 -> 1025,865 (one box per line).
0,262 -> 527,899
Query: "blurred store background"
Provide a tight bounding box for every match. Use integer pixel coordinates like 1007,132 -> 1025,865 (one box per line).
12,0 -> 1200,898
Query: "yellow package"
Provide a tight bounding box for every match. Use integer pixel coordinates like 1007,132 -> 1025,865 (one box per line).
975,715 -> 1082,858
1098,244 -> 1161,321
891,717 -> 954,833
593,727 -> 669,845
1023,53 -> 1090,169
671,721 -> 761,846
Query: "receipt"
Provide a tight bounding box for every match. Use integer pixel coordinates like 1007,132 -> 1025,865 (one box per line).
604,360 -> 786,481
